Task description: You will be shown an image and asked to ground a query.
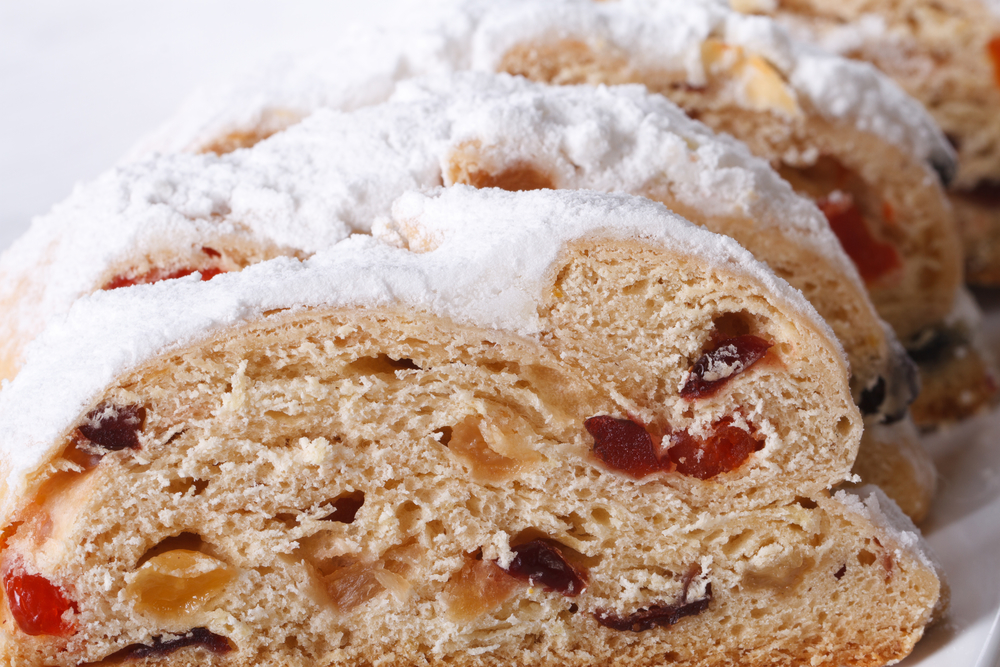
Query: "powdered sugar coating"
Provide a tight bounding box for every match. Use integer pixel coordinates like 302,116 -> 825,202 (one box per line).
466,0 -> 955,173
0,72 -> 862,384
126,0 -> 955,177
834,485 -> 944,594
0,186 -> 837,522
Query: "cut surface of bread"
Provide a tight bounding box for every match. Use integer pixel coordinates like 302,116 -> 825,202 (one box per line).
0,72 -> 930,517
736,0 -> 1000,285
0,188 -> 938,666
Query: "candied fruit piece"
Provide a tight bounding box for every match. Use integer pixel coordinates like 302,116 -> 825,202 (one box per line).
125,549 -> 235,619
665,417 -> 764,480
447,415 -> 536,483
989,36 -> 1000,89
817,193 -> 902,284
594,583 -> 712,632
3,571 -> 77,636
113,628 -> 232,659
681,335 -> 773,399
585,416 -> 660,479
444,557 -> 524,622
505,540 -> 588,596
104,266 -> 225,290
78,402 -> 146,452
325,562 -> 387,612
587,415 -> 762,480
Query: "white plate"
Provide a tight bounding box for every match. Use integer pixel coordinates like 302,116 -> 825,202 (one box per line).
2,3 -> 1000,666
901,298 -> 1000,667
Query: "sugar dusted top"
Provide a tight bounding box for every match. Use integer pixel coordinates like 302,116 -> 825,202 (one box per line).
126,0 -> 956,180
0,71 -> 862,386
462,0 -> 955,174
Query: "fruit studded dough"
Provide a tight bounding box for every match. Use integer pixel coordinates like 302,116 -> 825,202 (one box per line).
0,188 -> 940,666
119,0 -> 989,427
0,72 -> 931,520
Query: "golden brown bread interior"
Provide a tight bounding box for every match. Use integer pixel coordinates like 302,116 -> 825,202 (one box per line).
0,186 -> 938,666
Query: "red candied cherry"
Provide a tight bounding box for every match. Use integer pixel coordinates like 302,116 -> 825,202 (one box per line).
817,193 -> 901,284
3,571 -> 77,636
664,417 -> 763,480
104,266 -> 225,291
989,36 -> 1000,88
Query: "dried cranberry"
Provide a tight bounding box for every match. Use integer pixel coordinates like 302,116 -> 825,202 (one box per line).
817,194 -> 902,284
664,418 -> 763,480
989,36 -> 1000,89
104,266 -> 225,290
595,583 -> 712,632
586,415 -> 761,480
113,628 -> 232,658
78,403 -> 147,452
3,571 -> 77,636
584,416 -> 660,479
504,540 -> 588,597
680,335 -> 772,400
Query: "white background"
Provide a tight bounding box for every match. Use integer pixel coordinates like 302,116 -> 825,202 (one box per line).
2,3 -> 999,666
0,1 -> 394,250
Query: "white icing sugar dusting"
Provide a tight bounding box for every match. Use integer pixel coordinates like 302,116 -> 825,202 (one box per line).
700,344 -> 746,382
834,484 -> 944,584
0,186 -> 835,521
464,0 -> 954,171
0,71 -> 861,385
124,0 -> 954,176
775,13 -> 889,58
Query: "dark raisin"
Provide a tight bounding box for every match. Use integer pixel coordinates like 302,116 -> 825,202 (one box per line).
78,403 -> 147,452
504,540 -> 587,597
957,179 -> 1000,207
681,335 -> 772,400
114,628 -> 232,659
584,416 -> 660,479
858,377 -> 887,417
928,150 -> 958,188
834,565 -> 847,580
594,583 -> 712,632
906,328 -> 955,365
